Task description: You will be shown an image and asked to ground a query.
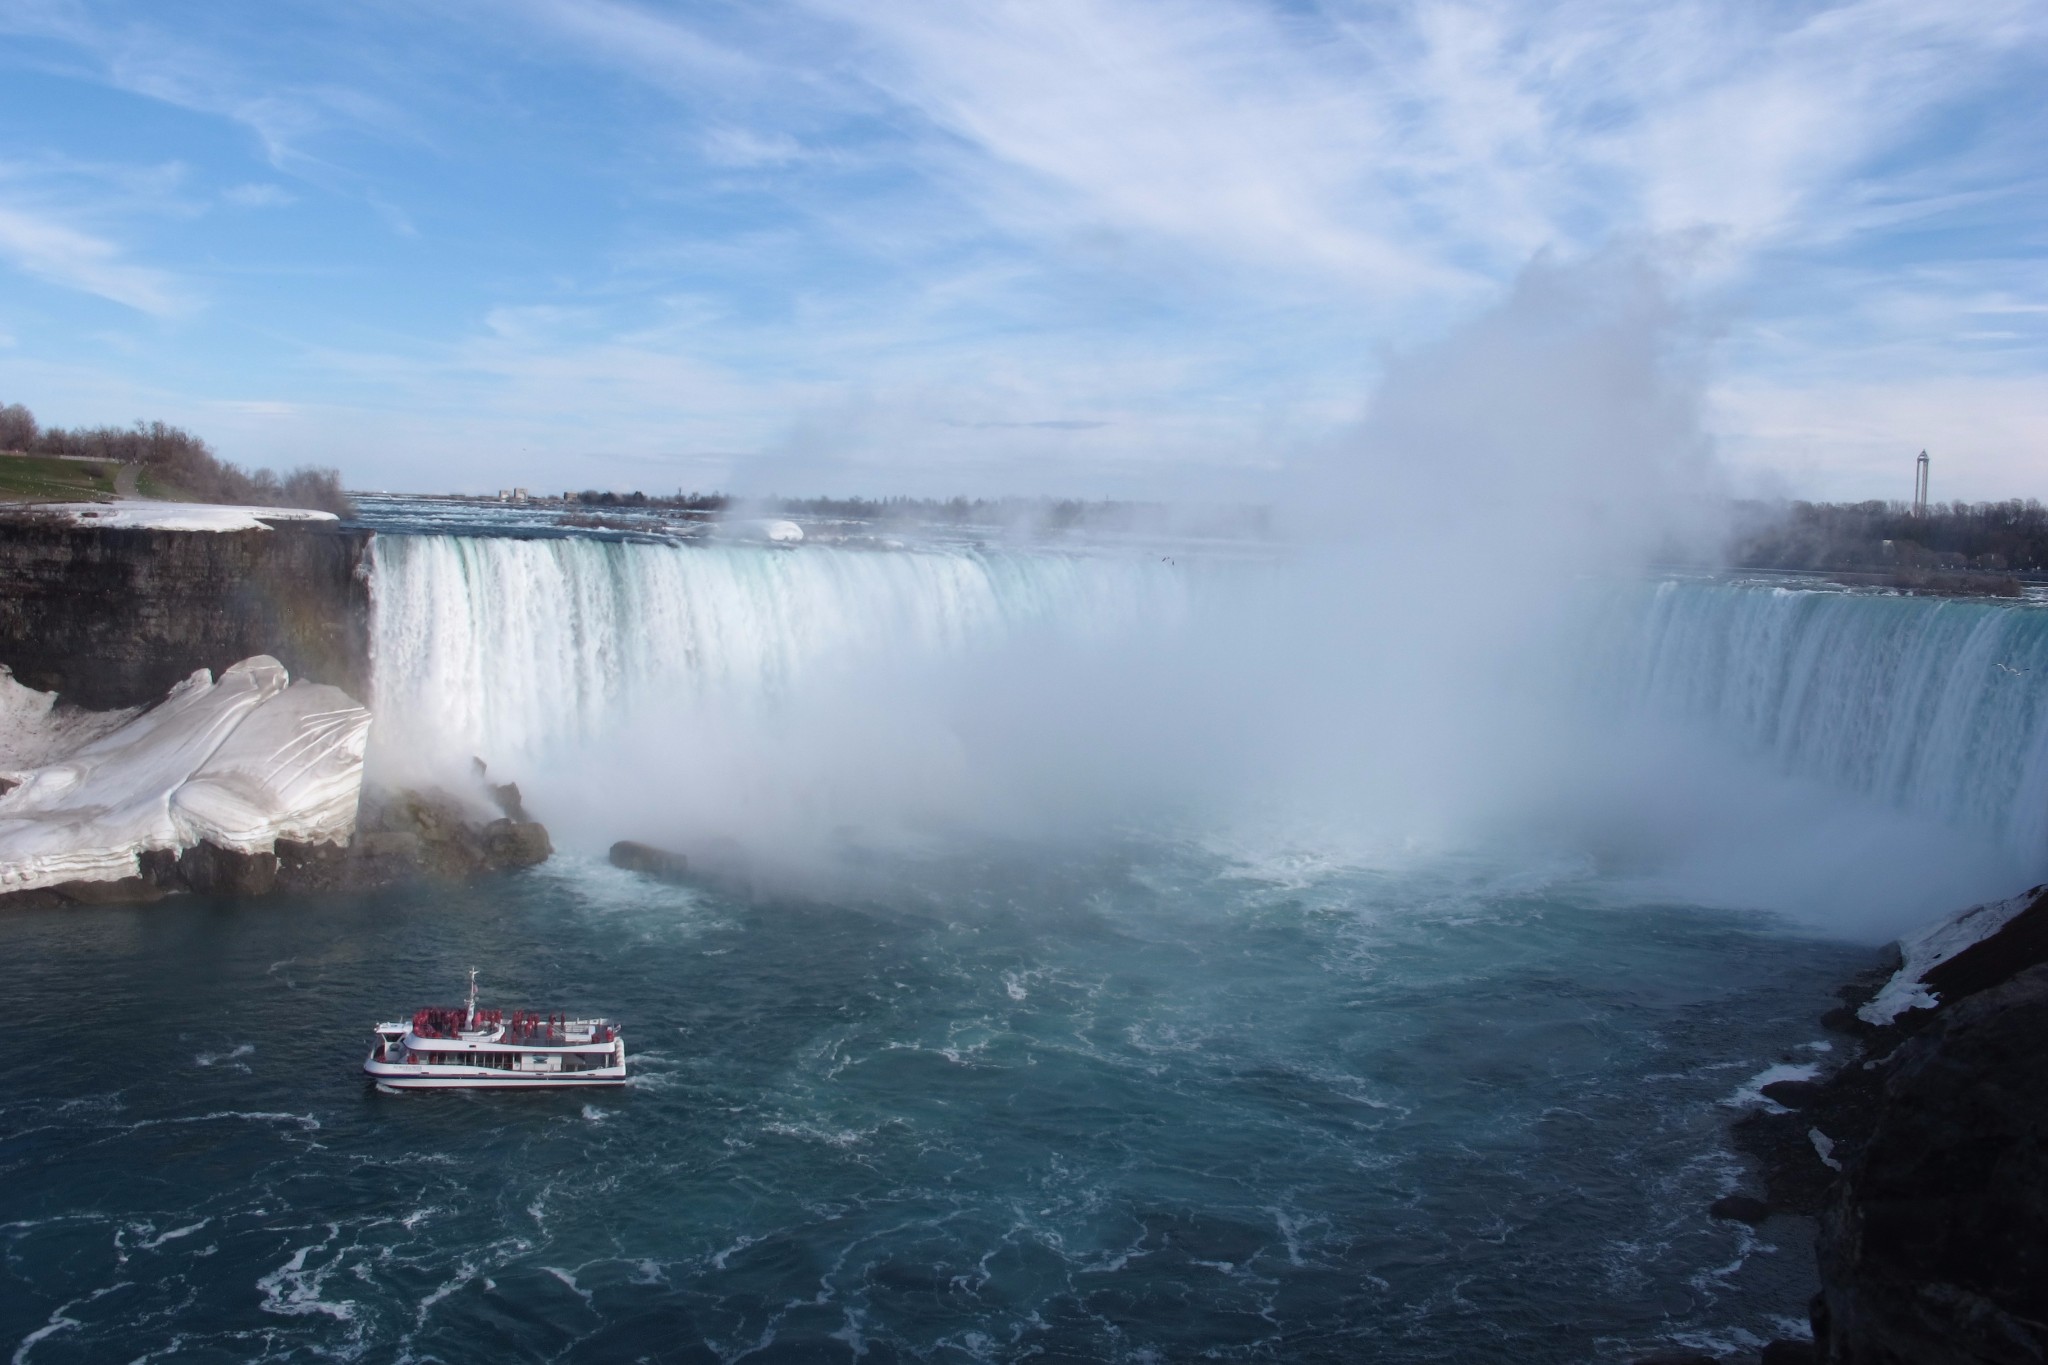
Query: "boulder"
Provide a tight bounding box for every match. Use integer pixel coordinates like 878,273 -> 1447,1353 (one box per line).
609,839 -> 690,883
1708,1194 -> 1773,1225
1760,1079 -> 1824,1109
483,818 -> 551,867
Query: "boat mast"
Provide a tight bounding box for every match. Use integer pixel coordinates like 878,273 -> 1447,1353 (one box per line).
466,968 -> 478,1031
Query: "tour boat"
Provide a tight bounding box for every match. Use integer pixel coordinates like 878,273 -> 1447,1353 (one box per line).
364,970 -> 626,1089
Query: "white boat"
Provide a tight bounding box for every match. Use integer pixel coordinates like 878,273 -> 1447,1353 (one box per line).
364,970 -> 626,1090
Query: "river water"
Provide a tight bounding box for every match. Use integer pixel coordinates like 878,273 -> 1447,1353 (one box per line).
5,509 -> 2046,1362
2,842 -> 1865,1363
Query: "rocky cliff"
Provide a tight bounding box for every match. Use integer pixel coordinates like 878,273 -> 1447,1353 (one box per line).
1812,963 -> 2048,1364
0,518 -> 370,708
1722,887 -> 2048,1365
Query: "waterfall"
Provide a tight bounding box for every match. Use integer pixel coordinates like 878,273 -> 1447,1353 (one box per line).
367,534 -> 1187,774
1599,578 -> 2048,857
367,531 -> 2048,876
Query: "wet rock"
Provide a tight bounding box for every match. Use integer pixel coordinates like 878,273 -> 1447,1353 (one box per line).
489,781 -> 530,823
28,875 -> 169,907
1628,1353 -> 1718,1365
1732,1052 -> 1888,1216
1760,1079 -> 1824,1109
1759,1341 -> 1815,1365
1812,965 -> 2048,1364
1709,1194 -> 1773,1225
483,818 -> 551,867
177,841 -> 278,896
609,839 -> 690,883
351,830 -> 420,860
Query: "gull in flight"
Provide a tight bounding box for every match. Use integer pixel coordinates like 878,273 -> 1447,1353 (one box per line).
1993,661 -> 2031,675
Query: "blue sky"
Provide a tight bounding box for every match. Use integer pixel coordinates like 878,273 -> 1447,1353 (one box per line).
0,0 -> 2041,500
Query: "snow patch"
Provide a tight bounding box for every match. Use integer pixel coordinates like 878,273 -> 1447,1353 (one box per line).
1809,1128 -> 1842,1171
0,657 -> 369,893
0,667 -> 138,769
30,500 -> 338,532
1860,888 -> 2042,1025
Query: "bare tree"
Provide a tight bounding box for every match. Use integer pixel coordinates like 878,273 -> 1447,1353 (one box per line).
0,402 -> 36,452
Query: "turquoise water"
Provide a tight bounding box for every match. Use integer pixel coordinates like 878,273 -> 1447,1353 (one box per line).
11,520 -> 2044,1361
1,841 -> 1865,1363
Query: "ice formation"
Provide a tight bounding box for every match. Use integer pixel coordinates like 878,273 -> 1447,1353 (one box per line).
1858,888 -> 2040,1025
0,657 -> 370,894
31,501 -> 339,532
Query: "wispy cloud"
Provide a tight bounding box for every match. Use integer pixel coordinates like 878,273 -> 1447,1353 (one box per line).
0,0 -> 2040,497
0,203 -> 185,314
223,182 -> 294,208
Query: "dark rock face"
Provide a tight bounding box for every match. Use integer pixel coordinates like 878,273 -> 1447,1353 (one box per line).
1730,956 -> 1905,1219
1759,1342 -> 1817,1365
0,521 -> 371,708
1761,1079 -> 1825,1109
1709,1194 -> 1773,1225
1812,965 -> 2048,1365
177,841 -> 278,896
609,839 -> 690,883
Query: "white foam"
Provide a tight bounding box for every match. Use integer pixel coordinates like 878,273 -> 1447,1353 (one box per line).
256,1227 -> 357,1321
1860,888 -> 2040,1025
1723,1061 -> 1821,1111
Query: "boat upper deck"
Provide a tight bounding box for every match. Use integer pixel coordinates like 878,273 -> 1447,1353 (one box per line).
379,1005 -> 621,1052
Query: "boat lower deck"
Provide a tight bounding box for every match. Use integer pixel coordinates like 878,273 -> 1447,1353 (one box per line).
366,1063 -> 627,1090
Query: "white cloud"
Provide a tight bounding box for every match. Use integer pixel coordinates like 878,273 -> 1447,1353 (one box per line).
2,0 -> 2042,495
0,203 -> 186,315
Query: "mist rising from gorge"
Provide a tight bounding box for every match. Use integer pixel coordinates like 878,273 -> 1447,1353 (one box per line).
368,247 -> 2046,939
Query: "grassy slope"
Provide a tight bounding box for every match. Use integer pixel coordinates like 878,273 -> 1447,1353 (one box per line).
0,453 -> 121,501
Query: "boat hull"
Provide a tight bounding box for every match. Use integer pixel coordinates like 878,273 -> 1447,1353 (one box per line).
368,1072 -> 628,1090
363,1051 -> 626,1090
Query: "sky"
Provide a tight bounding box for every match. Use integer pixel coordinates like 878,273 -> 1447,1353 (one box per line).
0,0 -> 2041,501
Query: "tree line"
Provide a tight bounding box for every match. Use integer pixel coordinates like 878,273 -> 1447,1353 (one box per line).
0,401 -> 351,516
1730,499 -> 2048,574
560,490 -> 1184,531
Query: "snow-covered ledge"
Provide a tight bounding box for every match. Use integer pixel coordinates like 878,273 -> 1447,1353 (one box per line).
0,657 -> 369,895
1858,889 -> 2044,1025
26,501 -> 340,532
